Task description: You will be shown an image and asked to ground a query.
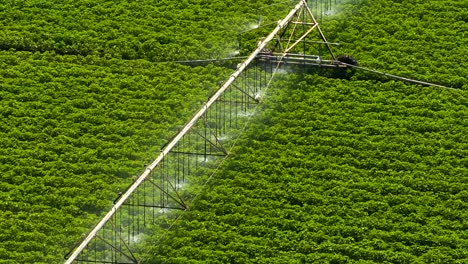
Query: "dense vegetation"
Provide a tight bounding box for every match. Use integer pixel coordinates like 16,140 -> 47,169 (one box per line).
328,0 -> 468,89
140,0 -> 468,263
0,0 -> 286,61
0,0 -> 466,263
0,51 -> 233,262
145,76 -> 467,263
0,0 -> 286,262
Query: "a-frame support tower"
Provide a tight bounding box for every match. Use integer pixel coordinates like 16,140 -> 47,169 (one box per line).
257,0 -> 347,68
64,1 -> 347,263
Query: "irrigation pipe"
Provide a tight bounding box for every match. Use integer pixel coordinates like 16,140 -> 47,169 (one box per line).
64,1 -> 307,262
341,62 -> 457,91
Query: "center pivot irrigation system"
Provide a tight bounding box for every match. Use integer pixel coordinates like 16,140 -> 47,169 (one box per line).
65,0 -> 453,263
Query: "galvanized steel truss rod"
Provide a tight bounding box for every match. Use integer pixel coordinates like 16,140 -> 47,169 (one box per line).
304,1 -> 336,60
340,62 -> 455,90
272,0 -> 335,60
64,1 -> 306,263
146,178 -> 188,209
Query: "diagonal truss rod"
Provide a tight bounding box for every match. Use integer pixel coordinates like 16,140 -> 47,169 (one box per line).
232,83 -> 260,103
64,1 -> 308,263
146,178 -> 188,210
94,235 -> 137,264
200,116 -> 229,155
109,220 -> 138,263
284,24 -> 318,53
302,2 -> 336,60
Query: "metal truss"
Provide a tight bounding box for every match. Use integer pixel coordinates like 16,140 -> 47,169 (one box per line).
64,1 -> 336,263
65,50 -> 273,264
257,0 -> 346,69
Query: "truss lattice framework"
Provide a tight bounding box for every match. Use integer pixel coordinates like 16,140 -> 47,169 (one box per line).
267,1 -> 336,60
65,54 -> 274,264
65,1 -> 327,263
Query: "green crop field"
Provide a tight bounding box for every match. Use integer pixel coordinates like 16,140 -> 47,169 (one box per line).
141,0 -> 468,263
0,0 -> 467,263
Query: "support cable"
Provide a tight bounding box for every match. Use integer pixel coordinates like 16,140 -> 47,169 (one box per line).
139,56 -> 287,264
146,178 -> 188,210
94,235 -> 137,264
341,62 -> 456,90
232,83 -> 260,103
109,217 -> 138,263
65,1 -> 307,262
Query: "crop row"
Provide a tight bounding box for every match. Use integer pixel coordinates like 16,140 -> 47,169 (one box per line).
142,74 -> 468,263
0,0 -> 291,262
0,51 -> 231,262
0,0 -> 289,61
326,0 -> 468,89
